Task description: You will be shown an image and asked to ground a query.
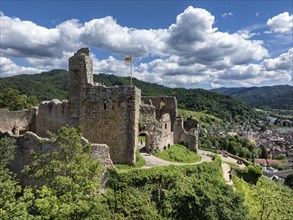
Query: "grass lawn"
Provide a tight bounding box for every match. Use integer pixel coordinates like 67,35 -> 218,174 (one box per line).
154,144 -> 201,163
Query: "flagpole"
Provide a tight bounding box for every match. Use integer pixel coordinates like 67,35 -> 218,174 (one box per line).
130,53 -> 133,87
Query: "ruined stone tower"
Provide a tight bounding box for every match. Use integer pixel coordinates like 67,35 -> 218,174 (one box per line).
68,48 -> 141,164
68,48 -> 94,127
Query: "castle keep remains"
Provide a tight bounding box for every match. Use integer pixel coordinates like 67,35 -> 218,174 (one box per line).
0,48 -> 198,172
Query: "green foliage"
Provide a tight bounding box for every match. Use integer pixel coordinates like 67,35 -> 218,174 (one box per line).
0,88 -> 38,111
0,70 -> 262,122
212,85 -> 293,110
106,158 -> 247,219
0,137 -> 17,167
200,135 -> 256,161
21,126 -> 105,219
178,109 -> 223,128
237,164 -> 262,184
284,173 -> 293,189
233,176 -> 293,219
0,69 -> 68,101
154,144 -> 201,163
0,168 -> 32,219
259,145 -> 268,159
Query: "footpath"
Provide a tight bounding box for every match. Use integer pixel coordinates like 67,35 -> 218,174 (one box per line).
140,149 -> 246,187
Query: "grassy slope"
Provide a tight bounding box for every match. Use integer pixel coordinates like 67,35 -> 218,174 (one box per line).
154,144 -> 201,163
233,176 -> 293,219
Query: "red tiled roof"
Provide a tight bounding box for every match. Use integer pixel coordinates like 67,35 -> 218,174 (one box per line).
254,159 -> 282,166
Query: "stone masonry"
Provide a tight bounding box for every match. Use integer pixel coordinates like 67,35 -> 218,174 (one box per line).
0,48 -> 199,168
68,48 -> 141,164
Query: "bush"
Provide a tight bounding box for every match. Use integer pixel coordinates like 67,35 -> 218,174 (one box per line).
284,173 -> 293,189
237,164 -> 262,184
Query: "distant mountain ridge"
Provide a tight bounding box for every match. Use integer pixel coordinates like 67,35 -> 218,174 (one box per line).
211,85 -> 293,110
0,69 -> 262,122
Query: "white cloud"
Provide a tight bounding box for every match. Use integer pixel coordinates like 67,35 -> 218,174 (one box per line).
262,48 -> 293,71
0,57 -> 45,77
267,12 -> 293,33
165,7 -> 268,67
0,7 -> 291,88
222,12 -> 233,18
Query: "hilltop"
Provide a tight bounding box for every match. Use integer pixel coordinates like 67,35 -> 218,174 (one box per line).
211,85 -> 293,110
0,69 -> 261,122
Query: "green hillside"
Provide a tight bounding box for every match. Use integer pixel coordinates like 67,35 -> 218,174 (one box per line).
0,69 -> 262,122
211,85 -> 293,110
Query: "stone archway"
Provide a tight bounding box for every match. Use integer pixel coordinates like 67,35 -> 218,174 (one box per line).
138,131 -> 151,152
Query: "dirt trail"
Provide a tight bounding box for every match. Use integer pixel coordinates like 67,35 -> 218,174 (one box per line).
141,149 -> 241,187
140,152 -> 212,167
222,163 -> 233,186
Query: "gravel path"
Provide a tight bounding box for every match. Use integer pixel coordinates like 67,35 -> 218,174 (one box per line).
140,151 -> 212,168
222,163 -> 233,186
140,149 -> 245,187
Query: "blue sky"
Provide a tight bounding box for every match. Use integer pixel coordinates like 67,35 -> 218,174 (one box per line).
0,0 -> 292,89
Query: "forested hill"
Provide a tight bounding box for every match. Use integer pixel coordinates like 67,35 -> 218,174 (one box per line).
0,69 -> 261,122
211,85 -> 293,110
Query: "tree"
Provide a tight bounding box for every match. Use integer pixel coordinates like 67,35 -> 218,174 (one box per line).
0,88 -> 38,111
259,145 -> 268,160
22,126 -> 106,219
0,137 -> 17,167
284,174 -> 293,189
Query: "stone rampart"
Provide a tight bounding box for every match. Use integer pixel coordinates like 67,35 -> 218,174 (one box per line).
0,108 -> 37,134
7,132 -> 113,183
35,99 -> 69,137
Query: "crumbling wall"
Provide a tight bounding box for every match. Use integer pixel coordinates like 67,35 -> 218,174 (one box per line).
0,108 -> 37,134
68,48 -> 141,164
142,96 -> 177,131
159,113 -> 173,149
139,105 -> 173,150
174,117 -> 198,151
35,99 -> 69,137
184,117 -> 199,132
7,132 -> 113,183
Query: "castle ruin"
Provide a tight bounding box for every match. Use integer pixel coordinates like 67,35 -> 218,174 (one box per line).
0,48 -> 198,172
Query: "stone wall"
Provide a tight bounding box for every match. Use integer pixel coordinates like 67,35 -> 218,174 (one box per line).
79,85 -> 141,164
0,108 -> 37,134
139,104 -> 173,150
35,99 -> 69,137
174,117 -> 198,151
68,48 -> 94,127
7,132 -> 113,183
68,48 -> 141,164
142,96 -> 177,131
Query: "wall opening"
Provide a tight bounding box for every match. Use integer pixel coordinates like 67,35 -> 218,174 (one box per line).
103,102 -> 107,110
138,132 -> 150,153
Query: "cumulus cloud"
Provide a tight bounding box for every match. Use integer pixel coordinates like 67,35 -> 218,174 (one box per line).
267,12 -> 293,33
0,7 -> 291,88
0,57 -> 45,77
165,7 -> 268,67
